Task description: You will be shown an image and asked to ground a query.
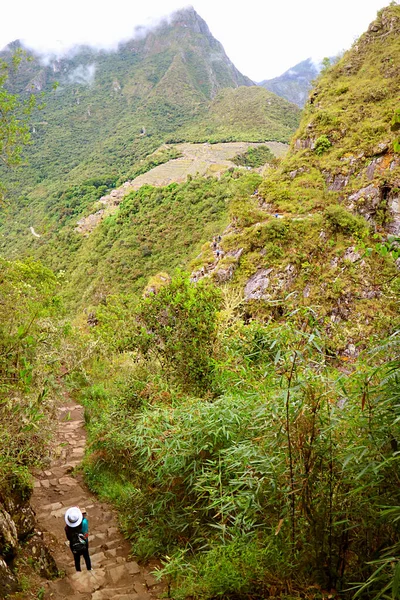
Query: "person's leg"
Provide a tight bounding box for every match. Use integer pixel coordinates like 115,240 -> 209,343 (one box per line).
73,551 -> 81,572
83,545 -> 92,570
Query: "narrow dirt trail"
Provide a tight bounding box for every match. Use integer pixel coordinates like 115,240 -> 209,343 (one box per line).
31,399 -> 165,600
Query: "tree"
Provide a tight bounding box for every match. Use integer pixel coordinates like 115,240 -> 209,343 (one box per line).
0,257 -> 58,395
132,271 -> 222,392
0,51 -> 36,202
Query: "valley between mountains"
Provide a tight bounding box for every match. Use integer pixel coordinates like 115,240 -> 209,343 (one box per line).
1,4 -> 400,600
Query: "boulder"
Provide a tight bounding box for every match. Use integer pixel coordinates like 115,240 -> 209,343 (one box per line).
390,158 -> 400,171
244,269 -> 273,300
371,142 -> 389,156
388,195 -> 400,234
294,137 -> 316,150
226,248 -> 244,261
366,158 -> 380,180
348,184 -> 379,207
324,172 -> 349,191
347,184 -> 380,222
361,289 -> 381,299
273,264 -> 297,291
214,265 -> 235,284
344,343 -> 359,358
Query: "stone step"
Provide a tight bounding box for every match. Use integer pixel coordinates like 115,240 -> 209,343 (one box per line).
125,562 -> 141,576
129,583 -> 152,600
90,551 -> 107,567
31,398 -> 164,599
102,539 -> 124,550
106,564 -> 133,584
91,588 -> 137,600
67,568 -> 106,593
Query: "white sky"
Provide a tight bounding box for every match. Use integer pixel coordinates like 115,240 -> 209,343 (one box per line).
1,0 -> 394,80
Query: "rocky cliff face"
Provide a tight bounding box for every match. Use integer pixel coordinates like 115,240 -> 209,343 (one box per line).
292,5 -> 400,233
0,475 -> 58,595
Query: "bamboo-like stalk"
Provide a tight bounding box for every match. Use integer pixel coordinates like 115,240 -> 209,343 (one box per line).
286,350 -> 297,550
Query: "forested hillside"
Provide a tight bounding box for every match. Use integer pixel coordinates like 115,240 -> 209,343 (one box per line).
1,4 -> 400,600
0,7 -> 299,270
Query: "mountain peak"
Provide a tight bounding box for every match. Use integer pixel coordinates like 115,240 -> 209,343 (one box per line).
259,57 -> 321,107
169,5 -> 212,35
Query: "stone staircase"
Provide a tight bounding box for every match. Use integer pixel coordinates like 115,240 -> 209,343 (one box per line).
31,402 -> 164,600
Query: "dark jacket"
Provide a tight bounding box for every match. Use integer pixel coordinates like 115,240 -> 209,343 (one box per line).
65,523 -> 83,547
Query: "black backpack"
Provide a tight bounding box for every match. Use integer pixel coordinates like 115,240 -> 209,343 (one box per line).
70,531 -> 87,555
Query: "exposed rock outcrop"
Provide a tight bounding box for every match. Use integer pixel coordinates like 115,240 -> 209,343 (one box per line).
0,471 -> 56,592
244,269 -> 273,300
0,557 -> 19,597
13,506 -> 36,540
0,508 -> 18,559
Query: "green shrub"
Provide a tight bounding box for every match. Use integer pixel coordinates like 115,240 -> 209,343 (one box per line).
314,134 -> 332,155
0,461 -> 33,504
132,271 -> 222,392
263,218 -> 289,241
390,109 -> 400,132
232,145 -> 274,168
163,535 -> 286,600
324,204 -> 369,236
264,242 -> 284,262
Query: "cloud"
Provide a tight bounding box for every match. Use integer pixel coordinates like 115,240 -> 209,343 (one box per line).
4,2 -> 189,58
67,64 -> 96,86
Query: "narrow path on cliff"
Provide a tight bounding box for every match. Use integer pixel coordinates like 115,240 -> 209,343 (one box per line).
31,397 -> 165,600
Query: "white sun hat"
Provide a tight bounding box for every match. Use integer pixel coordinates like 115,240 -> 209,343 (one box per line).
65,506 -> 83,527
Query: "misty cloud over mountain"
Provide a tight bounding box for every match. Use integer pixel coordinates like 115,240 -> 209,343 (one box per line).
67,64 -> 96,86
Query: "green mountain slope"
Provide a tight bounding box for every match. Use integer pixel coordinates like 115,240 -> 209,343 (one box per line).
169,85 -> 300,143
190,3 -> 400,353
0,7 -> 300,266
72,9 -> 400,600
2,6 -> 254,190
2,6 -> 400,600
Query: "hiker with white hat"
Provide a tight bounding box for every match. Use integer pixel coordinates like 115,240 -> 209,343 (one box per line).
64,506 -> 92,572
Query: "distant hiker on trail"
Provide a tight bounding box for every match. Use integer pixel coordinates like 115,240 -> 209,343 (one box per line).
65,506 -> 92,572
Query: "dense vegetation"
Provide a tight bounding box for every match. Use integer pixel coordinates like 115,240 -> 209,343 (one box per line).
73,271 -> 399,600
1,4 -> 400,600
70,5 -> 400,599
0,258 -> 60,478
231,144 -> 275,167
0,257 -> 66,596
15,170 -> 259,308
